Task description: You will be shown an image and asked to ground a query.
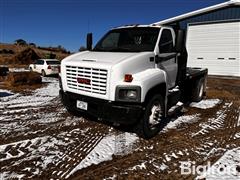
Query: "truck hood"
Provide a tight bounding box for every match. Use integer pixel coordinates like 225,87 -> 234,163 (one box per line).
63,51 -> 139,66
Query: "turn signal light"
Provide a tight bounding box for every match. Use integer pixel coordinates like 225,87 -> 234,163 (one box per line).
124,74 -> 133,82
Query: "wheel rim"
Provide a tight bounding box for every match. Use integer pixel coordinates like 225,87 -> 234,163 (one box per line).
42,71 -> 45,76
148,101 -> 162,130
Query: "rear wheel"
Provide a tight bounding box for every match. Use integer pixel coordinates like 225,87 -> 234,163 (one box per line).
137,94 -> 165,139
41,70 -> 46,77
29,67 -> 33,72
192,77 -> 205,102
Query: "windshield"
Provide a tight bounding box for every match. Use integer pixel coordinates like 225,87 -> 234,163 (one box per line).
46,60 -> 60,65
93,27 -> 160,52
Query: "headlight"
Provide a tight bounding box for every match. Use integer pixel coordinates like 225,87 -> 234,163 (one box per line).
116,86 -> 141,102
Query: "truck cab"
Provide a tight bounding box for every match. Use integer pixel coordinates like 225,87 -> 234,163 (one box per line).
59,25 -> 207,138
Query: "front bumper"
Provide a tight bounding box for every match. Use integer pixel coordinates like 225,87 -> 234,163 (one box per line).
60,90 -> 143,125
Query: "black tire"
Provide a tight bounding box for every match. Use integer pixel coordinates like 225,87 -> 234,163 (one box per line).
41,70 -> 46,77
192,77 -> 205,102
137,94 -> 165,139
60,90 -> 83,117
29,67 -> 33,72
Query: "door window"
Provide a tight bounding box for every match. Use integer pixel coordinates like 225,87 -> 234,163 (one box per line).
159,29 -> 174,53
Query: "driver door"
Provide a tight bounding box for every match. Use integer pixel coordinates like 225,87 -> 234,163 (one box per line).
157,28 -> 178,89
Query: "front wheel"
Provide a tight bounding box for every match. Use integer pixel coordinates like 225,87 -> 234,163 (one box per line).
137,94 -> 165,139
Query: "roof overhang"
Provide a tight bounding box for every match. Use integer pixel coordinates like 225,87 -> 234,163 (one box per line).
153,0 -> 240,25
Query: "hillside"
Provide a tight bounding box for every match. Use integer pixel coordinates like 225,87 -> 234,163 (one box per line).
0,43 -> 71,66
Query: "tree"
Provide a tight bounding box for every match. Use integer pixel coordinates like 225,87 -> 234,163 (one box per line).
14,39 -> 27,46
79,46 -> 86,52
29,43 -> 36,47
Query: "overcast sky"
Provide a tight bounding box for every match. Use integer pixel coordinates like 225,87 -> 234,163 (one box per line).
0,0 -> 224,52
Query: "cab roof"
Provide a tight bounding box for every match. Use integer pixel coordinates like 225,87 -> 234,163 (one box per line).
113,24 -> 162,30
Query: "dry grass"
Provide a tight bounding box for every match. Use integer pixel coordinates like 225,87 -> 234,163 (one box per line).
5,72 -> 42,86
0,43 -> 70,65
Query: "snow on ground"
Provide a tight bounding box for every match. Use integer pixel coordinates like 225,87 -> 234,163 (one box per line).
190,99 -> 221,109
192,102 -> 232,137
162,114 -> 200,132
0,134 -> 74,179
196,148 -> 240,180
0,77 -> 59,135
66,132 -> 138,178
9,68 -> 29,72
0,77 -> 59,109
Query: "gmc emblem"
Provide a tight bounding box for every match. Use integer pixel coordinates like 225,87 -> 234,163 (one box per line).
77,78 -> 91,85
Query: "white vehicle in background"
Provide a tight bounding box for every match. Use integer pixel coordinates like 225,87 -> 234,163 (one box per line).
29,59 -> 60,76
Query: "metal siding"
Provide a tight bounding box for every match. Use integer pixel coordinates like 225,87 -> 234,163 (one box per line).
186,21 -> 240,76
174,7 -> 240,30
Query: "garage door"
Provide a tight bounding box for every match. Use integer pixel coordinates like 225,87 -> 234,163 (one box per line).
186,21 -> 240,77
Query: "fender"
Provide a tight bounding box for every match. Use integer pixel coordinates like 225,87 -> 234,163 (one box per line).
133,68 -> 167,102
116,68 -> 168,104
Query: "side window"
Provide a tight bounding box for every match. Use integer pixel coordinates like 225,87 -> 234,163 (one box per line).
40,60 -> 44,65
36,60 -> 44,65
36,60 -> 41,65
159,29 -> 173,53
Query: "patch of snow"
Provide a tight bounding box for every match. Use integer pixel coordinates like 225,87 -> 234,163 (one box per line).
152,163 -> 168,171
129,161 -> 147,170
177,151 -> 184,156
162,114 -> 200,131
168,86 -> 179,93
197,148 -> 240,180
9,68 -> 29,72
0,77 -> 59,109
103,174 -> 117,180
0,134 -> 72,175
190,99 -> 221,109
66,132 -> 138,178
234,133 -> 240,139
0,172 -> 25,179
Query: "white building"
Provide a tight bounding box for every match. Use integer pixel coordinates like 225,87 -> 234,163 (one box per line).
155,0 -> 240,77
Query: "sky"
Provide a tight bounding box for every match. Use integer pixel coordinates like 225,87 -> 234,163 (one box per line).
0,0 -> 225,52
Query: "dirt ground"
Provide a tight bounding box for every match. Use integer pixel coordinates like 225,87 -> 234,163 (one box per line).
0,76 -> 239,179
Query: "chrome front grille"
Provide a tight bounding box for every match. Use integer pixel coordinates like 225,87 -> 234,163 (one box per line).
66,65 -> 108,95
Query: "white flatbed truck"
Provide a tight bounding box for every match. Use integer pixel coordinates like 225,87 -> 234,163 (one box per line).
59,25 -> 208,138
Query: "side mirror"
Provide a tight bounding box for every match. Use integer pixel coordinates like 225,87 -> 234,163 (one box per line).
176,30 -> 185,53
86,33 -> 93,50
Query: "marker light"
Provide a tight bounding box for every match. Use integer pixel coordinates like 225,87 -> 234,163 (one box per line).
124,74 -> 133,82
